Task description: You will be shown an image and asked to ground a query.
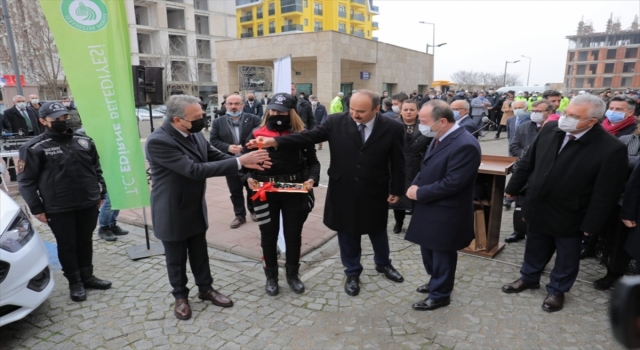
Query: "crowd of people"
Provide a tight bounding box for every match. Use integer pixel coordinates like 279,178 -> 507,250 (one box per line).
5,83 -> 640,319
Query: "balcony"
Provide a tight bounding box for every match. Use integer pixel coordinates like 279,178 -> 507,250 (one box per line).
338,11 -> 346,18
281,5 -> 303,13
314,9 -> 323,16
372,21 -> 379,29
338,27 -> 346,33
373,36 -> 378,41
371,5 -> 379,12
351,13 -> 365,22
351,29 -> 364,37
282,24 -> 303,32
240,14 -> 253,22
241,32 -> 254,38
351,0 -> 365,5
236,0 -> 260,6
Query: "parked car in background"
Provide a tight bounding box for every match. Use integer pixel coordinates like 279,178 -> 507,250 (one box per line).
0,191 -> 54,327
136,107 -> 165,121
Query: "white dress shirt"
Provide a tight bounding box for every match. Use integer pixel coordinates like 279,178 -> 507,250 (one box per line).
438,123 -> 460,142
559,127 -> 591,153
172,124 -> 241,169
356,115 -> 377,142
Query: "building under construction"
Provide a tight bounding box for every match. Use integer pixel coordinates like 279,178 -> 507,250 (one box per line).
565,14 -> 639,92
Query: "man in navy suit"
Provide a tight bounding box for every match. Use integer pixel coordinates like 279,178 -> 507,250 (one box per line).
506,100 -> 530,156
450,100 -> 480,138
405,100 -> 482,311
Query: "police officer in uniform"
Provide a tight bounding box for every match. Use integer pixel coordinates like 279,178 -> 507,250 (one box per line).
245,93 -> 320,296
18,102 -> 111,302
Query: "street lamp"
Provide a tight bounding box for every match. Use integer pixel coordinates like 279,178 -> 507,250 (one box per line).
427,43 -> 447,52
418,21 -> 436,54
521,55 -> 531,86
503,60 -> 520,86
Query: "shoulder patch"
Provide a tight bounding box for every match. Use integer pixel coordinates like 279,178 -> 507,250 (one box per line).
16,160 -> 26,174
77,138 -> 90,150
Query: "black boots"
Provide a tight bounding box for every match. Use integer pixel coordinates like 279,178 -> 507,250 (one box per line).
285,264 -> 305,294
80,266 -> 112,290
593,271 -> 623,290
264,267 -> 279,296
393,221 -> 402,234
64,271 -> 86,302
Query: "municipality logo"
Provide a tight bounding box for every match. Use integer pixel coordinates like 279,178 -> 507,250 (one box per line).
61,0 -> 108,32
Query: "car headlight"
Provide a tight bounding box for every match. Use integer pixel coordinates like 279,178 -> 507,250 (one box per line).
0,211 -> 35,252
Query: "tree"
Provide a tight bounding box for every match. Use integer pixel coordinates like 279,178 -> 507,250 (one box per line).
450,70 -> 522,90
238,65 -> 273,97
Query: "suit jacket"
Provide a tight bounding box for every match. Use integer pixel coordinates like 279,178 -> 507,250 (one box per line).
275,112 -> 405,234
5,106 -> 43,135
506,114 -> 530,147
620,161 -> 640,261
457,115 -> 479,138
405,126 -> 481,251
209,112 -> 262,155
146,120 -> 238,241
618,134 -> 640,170
505,122 -> 628,237
242,101 -> 263,117
261,97 -> 270,106
312,103 -> 328,125
0,113 -> 11,134
509,121 -> 540,157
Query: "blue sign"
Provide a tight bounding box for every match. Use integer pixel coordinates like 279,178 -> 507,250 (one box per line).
360,72 -> 370,80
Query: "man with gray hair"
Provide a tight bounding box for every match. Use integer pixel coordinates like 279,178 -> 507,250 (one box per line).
146,95 -> 271,320
501,94 -> 628,313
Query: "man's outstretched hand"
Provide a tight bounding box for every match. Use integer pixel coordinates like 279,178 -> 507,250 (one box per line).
246,137 -> 278,149
238,150 -> 272,171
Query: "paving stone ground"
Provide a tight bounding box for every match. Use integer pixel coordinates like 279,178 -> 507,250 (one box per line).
0,136 -> 624,349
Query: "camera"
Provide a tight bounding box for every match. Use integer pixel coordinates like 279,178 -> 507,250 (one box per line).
611,276 -> 640,348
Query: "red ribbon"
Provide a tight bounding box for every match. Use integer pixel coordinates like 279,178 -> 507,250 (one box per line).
251,182 -> 274,201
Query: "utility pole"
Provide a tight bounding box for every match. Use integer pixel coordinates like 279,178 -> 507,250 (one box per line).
1,0 -> 23,95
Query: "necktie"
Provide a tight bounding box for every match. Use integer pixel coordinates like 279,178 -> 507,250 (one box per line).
187,134 -> 197,148
629,135 -> 639,156
358,124 -> 366,144
434,139 -> 440,148
568,135 -> 576,142
21,109 -> 33,132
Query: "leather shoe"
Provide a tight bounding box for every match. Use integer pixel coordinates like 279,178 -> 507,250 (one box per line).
393,222 -> 402,234
501,278 -> 540,294
505,231 -> 525,243
412,297 -> 450,311
344,276 -> 360,296
198,289 -> 234,308
375,265 -> 404,283
542,293 -> 564,312
250,213 -> 258,222
174,298 -> 191,320
416,283 -> 430,294
593,272 -> 623,290
230,216 -> 246,229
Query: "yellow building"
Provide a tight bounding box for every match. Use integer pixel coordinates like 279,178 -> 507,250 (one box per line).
235,0 -> 379,40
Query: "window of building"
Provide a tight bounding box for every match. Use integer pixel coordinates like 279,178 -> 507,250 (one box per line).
314,2 -> 322,15
338,22 -> 346,33
304,18 -> 308,26
195,15 -> 209,35
569,52 -> 575,61
314,20 -> 322,31
625,48 -> 638,59
257,24 -> 264,36
623,62 -> 635,73
303,0 -> 308,7
257,7 -> 263,19
588,64 -> 597,74
621,76 -> 632,87
574,78 -> 584,88
338,5 -> 346,18
603,77 -> 612,87
268,2 -> 275,16
194,0 -> 208,10
566,65 -> 571,75
604,63 -> 614,73
607,49 -> 617,59
576,65 -> 586,75
350,25 -> 354,34
269,20 -> 276,33
587,78 -> 595,87
591,50 -> 599,60
578,51 -> 588,61
367,30 -> 369,36
196,39 -> 210,58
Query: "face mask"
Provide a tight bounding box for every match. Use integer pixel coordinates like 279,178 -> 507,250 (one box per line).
31,99 -> 39,104
453,110 -> 461,120
457,92 -> 464,96
513,109 -> 526,118
530,112 -> 545,124
16,102 -> 26,109
183,118 -> 205,134
227,110 -> 242,117
488,90 -> 494,94
418,122 -> 440,138
429,95 -> 435,99
248,98 -> 254,102
392,105 -> 400,113
62,102 -> 71,107
558,115 -> 592,133
311,101 -> 318,106
267,115 -> 291,132
605,110 -> 626,123
49,119 -> 73,133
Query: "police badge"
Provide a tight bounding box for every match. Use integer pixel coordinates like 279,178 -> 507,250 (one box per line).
78,139 -> 90,150
17,160 -> 26,174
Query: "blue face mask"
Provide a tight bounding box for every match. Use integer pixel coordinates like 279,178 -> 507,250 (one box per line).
457,92 -> 464,96
227,110 -> 242,117
605,110 -> 625,123
453,110 -> 460,120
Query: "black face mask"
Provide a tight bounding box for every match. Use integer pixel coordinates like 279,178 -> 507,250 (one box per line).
267,115 -> 291,132
248,98 -> 254,102
184,118 -> 205,133
49,120 -> 73,134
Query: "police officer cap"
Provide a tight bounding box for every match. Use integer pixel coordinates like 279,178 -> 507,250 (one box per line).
39,101 -> 68,119
267,93 -> 296,112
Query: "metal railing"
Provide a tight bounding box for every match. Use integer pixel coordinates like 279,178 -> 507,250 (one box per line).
351,0 -> 365,4
314,9 -> 323,15
338,11 -> 346,18
351,13 -> 365,21
282,24 -> 303,32
239,14 -> 253,22
257,29 -> 264,36
241,32 -> 254,38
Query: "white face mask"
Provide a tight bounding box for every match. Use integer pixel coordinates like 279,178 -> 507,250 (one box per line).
311,101 -> 318,106
62,102 -> 71,107
392,105 -> 401,113
31,98 -> 39,104
16,102 -> 27,109
558,115 -> 591,133
513,109 -> 526,118
418,123 -> 439,138
530,112 -> 545,124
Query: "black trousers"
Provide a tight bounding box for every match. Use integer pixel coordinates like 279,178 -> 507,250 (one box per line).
421,247 -> 458,302
225,174 -> 254,217
337,229 -> 391,276
47,205 -> 99,275
253,191 -> 310,268
161,233 -> 213,299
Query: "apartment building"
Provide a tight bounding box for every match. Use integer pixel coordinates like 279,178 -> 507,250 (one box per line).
565,15 -> 640,91
126,0 -> 237,100
235,0 -> 379,40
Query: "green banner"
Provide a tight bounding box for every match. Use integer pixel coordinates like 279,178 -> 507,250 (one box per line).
38,0 -> 149,209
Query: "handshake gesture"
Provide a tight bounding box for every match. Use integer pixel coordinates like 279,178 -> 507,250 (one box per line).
246,136 -> 278,150
238,149 -> 272,171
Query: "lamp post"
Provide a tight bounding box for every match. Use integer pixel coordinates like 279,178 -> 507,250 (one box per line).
419,21 -> 440,85
521,55 -> 531,86
503,60 -> 520,86
427,42 -> 447,52
1,0 -> 23,96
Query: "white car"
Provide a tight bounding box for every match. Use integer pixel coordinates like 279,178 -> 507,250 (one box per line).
136,108 -> 166,121
0,191 -> 54,327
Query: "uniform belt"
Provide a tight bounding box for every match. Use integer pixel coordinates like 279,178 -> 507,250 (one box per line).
252,172 -> 305,183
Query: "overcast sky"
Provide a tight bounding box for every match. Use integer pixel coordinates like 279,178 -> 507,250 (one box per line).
375,0 -> 640,87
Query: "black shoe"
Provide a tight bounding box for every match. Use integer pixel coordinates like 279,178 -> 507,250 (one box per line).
412,297 -> 450,311
344,276 -> 360,296
494,135 -> 500,139
80,266 -> 112,290
393,222 -> 402,234
580,247 -> 594,260
503,202 -> 512,210
110,223 -> 129,236
505,231 -> 525,243
264,267 -> 279,296
98,226 -> 117,241
593,272 -> 623,290
416,283 -> 430,294
375,264 -> 404,283
64,271 -> 87,302
285,264 -> 305,294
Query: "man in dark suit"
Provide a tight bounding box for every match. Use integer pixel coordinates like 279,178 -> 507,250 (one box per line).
210,94 -> 262,228
5,95 -> 42,136
501,95 -> 628,312
506,100 -> 530,156
146,95 -> 270,320
248,90 -> 406,296
242,93 -> 263,117
450,100 -> 479,138
261,93 -> 270,106
405,100 -> 481,311
309,95 -> 328,150
621,161 -> 640,274
291,83 -> 315,129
